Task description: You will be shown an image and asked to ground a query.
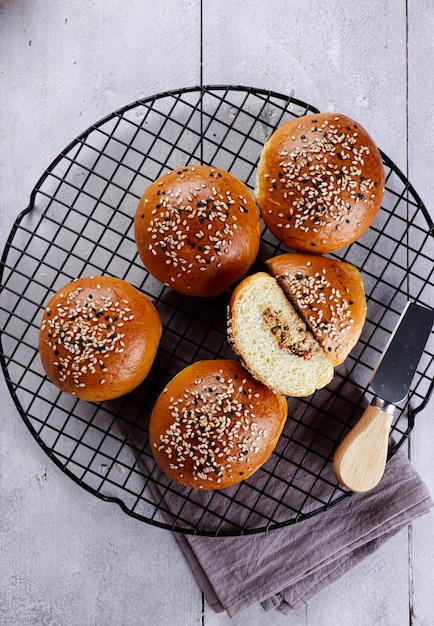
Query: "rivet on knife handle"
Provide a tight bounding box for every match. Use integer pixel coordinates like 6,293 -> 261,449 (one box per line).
333,301 -> 434,493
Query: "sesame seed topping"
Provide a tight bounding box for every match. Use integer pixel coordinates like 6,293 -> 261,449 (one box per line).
42,281 -> 134,389
267,118 -> 379,234
143,166 -> 250,286
280,265 -> 356,353
156,373 -> 268,483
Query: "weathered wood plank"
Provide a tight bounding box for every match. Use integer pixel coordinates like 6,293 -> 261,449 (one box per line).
407,4 -> 434,625
1,0 -> 433,624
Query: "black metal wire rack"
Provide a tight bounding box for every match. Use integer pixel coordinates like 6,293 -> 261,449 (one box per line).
1,85 -> 434,536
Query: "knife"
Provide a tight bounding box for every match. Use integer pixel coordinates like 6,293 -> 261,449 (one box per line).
333,301 -> 434,492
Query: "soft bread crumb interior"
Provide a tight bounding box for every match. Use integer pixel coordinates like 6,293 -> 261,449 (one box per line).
230,274 -> 334,396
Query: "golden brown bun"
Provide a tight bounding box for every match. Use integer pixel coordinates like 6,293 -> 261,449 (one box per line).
39,276 -> 162,402
134,165 -> 261,297
255,112 -> 385,254
227,272 -> 334,397
266,253 -> 367,366
149,359 -> 288,490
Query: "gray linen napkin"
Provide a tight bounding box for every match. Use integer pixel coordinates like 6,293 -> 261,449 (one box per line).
173,452 -> 432,616
135,369 -> 433,617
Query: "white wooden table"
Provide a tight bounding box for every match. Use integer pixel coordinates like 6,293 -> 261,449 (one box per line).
1,1 -> 433,624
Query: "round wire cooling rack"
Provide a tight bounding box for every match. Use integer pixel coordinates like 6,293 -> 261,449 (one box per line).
1,85 -> 434,536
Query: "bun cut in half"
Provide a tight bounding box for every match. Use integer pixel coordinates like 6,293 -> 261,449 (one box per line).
134,165 -> 261,297
228,272 -> 334,397
266,253 -> 367,366
149,359 -> 288,490
38,276 -> 162,402
255,112 -> 385,254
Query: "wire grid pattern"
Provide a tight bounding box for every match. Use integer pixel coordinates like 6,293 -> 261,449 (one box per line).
1,86 -> 434,536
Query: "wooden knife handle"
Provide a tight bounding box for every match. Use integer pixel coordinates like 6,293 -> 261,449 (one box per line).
332,400 -> 395,492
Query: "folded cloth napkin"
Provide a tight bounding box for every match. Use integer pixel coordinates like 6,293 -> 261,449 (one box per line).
135,369 -> 433,617
173,452 -> 432,616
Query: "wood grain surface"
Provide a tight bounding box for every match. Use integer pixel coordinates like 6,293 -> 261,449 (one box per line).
1,1 -> 433,624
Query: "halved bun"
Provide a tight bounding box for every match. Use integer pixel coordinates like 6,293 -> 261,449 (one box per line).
38,276 -> 162,401
149,359 -> 288,490
227,272 -> 334,396
266,253 -> 367,366
255,112 -> 385,254
134,165 -> 261,297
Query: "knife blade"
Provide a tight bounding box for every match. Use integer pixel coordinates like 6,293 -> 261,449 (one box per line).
333,301 -> 434,492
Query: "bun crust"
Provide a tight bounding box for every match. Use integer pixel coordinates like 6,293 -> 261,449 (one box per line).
255,113 -> 385,254
266,253 -> 367,366
134,165 -> 261,297
149,359 -> 288,490
39,276 -> 162,402
227,272 -> 334,397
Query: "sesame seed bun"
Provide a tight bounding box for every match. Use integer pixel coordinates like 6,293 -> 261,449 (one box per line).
38,276 -> 162,402
255,112 -> 385,254
149,359 -> 288,490
266,253 -> 367,366
227,272 -> 334,397
134,165 -> 261,297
